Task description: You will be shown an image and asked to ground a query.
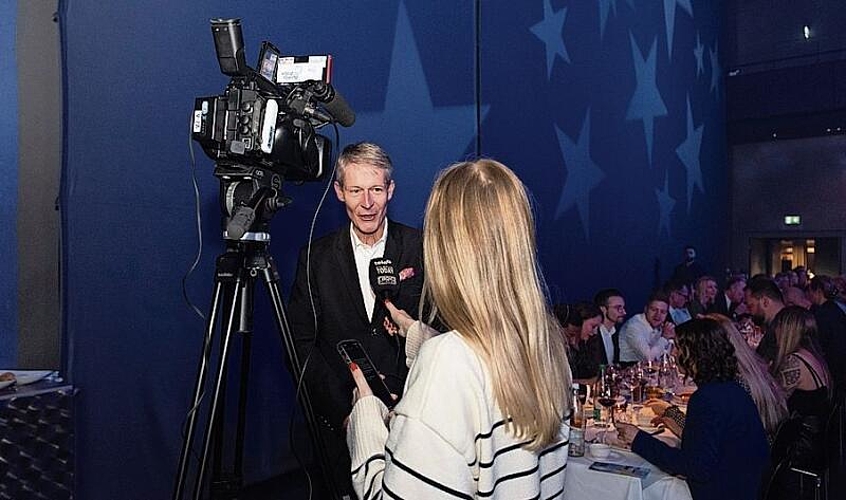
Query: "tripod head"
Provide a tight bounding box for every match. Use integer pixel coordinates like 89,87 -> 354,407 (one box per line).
215,163 -> 292,241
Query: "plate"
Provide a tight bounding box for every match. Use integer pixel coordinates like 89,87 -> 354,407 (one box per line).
589,449 -> 624,462
0,370 -> 54,386
0,379 -> 13,390
637,424 -> 664,434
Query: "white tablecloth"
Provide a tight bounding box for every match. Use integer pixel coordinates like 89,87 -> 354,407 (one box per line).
564,438 -> 692,500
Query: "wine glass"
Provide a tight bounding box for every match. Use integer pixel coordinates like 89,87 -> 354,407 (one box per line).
595,370 -> 616,435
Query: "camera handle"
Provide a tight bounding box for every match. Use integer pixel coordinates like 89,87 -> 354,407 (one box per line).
172,239 -> 342,500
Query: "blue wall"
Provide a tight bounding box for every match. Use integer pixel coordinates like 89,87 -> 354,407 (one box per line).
55,0 -> 725,498
0,2 -> 19,366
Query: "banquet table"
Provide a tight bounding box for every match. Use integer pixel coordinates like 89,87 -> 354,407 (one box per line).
564,438 -> 692,500
564,419 -> 692,500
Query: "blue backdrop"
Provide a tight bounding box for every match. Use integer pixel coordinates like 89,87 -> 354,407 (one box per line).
47,0 -> 728,498
0,1 -> 19,366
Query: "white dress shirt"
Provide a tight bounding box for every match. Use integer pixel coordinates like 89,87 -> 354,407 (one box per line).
599,323 -> 616,365
350,221 -> 388,320
619,313 -> 670,363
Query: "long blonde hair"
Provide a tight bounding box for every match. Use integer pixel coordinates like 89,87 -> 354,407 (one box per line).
705,314 -> 788,436
770,306 -> 832,393
421,159 -> 571,450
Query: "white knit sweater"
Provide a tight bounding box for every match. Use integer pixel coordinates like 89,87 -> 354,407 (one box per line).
346,328 -> 571,499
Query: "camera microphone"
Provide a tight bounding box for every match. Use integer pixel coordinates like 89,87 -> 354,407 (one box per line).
369,258 -> 399,334
310,82 -> 356,127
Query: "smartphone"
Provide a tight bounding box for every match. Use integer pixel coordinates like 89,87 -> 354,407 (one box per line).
336,339 -> 395,409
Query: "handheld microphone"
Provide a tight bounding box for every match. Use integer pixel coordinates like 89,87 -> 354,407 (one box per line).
369,258 -> 399,333
310,82 -> 356,127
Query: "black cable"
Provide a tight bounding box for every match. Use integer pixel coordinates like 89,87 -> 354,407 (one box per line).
287,121 -> 342,500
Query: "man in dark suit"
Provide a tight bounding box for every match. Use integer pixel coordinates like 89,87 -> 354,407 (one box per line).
288,142 -> 424,497
710,275 -> 747,320
591,288 -> 625,366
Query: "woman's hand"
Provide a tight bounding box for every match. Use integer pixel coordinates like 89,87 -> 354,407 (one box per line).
614,422 -> 640,447
384,300 -> 414,337
349,362 -> 373,404
644,398 -> 671,417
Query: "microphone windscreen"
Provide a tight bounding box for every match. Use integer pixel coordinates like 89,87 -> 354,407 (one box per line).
369,258 -> 399,301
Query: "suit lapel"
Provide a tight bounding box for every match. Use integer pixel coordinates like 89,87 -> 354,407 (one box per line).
334,227 -> 369,324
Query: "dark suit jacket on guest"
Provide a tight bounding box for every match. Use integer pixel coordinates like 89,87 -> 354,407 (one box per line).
589,329 -> 620,367
288,221 -> 424,429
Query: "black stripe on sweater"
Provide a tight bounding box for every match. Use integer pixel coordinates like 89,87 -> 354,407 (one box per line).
385,446 -> 474,499
352,453 -> 386,476
476,462 -> 540,497
477,439 -> 535,468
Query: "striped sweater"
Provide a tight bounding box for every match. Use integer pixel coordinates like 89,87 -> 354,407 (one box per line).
346,330 -> 571,499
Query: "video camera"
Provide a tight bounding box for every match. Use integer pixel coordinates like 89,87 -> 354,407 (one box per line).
192,18 -> 355,239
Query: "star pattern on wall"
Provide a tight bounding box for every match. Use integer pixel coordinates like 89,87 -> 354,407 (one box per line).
554,110 -> 605,240
709,41 -> 722,99
693,32 -> 705,77
626,33 -> 667,166
655,171 -> 676,237
598,0 -> 618,40
675,96 -> 704,212
530,0 -> 570,78
349,1 -> 487,215
663,0 -> 693,60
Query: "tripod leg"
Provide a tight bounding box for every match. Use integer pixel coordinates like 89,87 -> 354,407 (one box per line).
260,265 -> 346,500
233,278 -> 254,484
192,272 -> 245,500
173,280 -> 226,500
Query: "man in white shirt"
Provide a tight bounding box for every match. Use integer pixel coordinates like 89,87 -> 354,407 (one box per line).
619,291 -> 675,364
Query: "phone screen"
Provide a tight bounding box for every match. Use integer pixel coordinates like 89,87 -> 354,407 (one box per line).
337,339 -> 395,409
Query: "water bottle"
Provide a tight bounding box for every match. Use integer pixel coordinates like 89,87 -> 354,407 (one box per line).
568,383 -> 586,457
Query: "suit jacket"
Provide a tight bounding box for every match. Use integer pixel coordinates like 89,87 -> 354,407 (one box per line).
589,326 -> 620,367
288,221 -> 424,428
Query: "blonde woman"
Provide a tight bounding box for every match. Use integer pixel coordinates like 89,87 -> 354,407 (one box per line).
345,160 -> 572,498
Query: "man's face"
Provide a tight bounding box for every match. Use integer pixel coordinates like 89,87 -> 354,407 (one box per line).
669,286 -> 689,308
602,296 -> 627,325
645,300 -> 669,328
334,162 -> 395,242
685,248 -> 696,262
726,280 -> 746,303
744,289 -> 765,321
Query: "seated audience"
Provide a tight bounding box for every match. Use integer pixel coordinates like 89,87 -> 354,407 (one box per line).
710,275 -> 747,320
744,277 -> 785,364
616,318 -> 769,500
687,275 -> 717,318
666,280 -> 692,325
807,275 -> 846,393
783,286 -> 811,309
648,314 -> 788,443
593,288 -> 626,366
770,306 -> 832,469
345,159 -> 572,498
619,292 -> 674,364
554,302 -> 603,383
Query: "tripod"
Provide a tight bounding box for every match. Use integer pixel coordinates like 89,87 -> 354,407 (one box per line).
172,237 -> 342,500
